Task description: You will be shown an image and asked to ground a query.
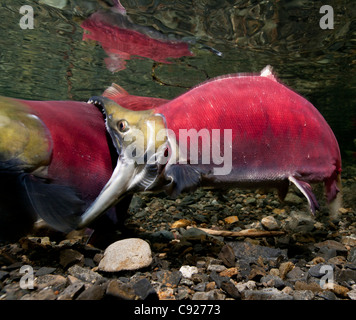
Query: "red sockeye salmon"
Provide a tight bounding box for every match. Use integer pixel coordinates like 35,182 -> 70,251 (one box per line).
78,66 -> 342,228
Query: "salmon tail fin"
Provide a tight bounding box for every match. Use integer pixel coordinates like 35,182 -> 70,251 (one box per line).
102,83 -> 129,100
288,176 -> 320,215
327,173 -> 343,220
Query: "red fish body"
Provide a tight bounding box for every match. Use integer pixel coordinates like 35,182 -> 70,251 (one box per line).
0,90 -> 167,240
79,66 -> 341,229
20,100 -> 113,203
81,2 -> 193,72
0,97 -> 113,239
154,70 -> 342,209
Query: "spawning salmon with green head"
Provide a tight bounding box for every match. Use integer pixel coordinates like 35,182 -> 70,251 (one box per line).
77,66 -> 342,229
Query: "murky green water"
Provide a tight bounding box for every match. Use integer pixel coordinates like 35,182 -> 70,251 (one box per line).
0,0 -> 355,164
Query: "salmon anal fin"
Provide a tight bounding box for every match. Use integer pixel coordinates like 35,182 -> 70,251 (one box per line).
164,164 -> 201,197
288,176 -> 319,215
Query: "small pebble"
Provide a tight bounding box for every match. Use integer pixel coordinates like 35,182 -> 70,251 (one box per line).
207,264 -> 227,272
179,265 -> 199,279
261,216 -> 279,231
323,283 -> 350,298
347,289 -> 356,300
68,265 -> 103,283
279,261 -> 294,280
293,290 -> 314,300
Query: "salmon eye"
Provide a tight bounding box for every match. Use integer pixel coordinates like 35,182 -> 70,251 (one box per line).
117,120 -> 129,132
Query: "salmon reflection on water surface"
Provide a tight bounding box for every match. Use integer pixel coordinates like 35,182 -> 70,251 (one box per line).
81,0 -> 194,72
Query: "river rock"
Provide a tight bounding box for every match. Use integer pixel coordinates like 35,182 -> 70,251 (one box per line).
68,265 -> 103,283
179,265 -> 199,278
347,289 -> 356,300
228,241 -> 287,264
317,290 -> 338,300
98,238 -> 152,272
156,270 -> 182,288
315,240 -> 348,255
308,263 -> 335,278
106,279 -> 137,300
285,266 -> 308,283
192,290 -> 226,300
284,193 -> 303,205
35,267 -> 56,276
221,281 -> 241,299
21,287 -> 57,300
336,268 -> 356,283
57,282 -> 85,300
76,281 -> 108,300
348,247 -> 356,263
129,195 -> 146,212
323,283 -> 350,298
260,275 -> 285,289
294,281 -> 322,292
261,216 -> 279,231
342,235 -> 356,247
237,281 -> 257,293
243,287 -> 293,300
0,270 -> 9,281
218,244 -> 236,267
59,249 -> 84,268
283,211 -> 315,233
220,267 -> 239,278
207,264 -> 227,273
133,278 -> 158,300
293,290 -> 314,300
35,274 -> 67,290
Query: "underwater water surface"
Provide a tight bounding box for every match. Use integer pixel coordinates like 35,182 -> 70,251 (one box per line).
0,0 -> 355,164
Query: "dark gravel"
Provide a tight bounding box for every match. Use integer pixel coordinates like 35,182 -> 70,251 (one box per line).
0,165 -> 355,300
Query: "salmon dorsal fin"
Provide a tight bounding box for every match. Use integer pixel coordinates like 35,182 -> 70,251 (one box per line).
112,0 -> 127,15
102,83 -> 129,100
189,65 -> 278,93
260,65 -> 278,82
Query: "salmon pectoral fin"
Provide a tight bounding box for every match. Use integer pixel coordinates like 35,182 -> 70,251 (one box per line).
288,176 -> 320,214
0,172 -> 38,240
164,164 -> 201,197
324,172 -> 341,203
22,174 -> 85,233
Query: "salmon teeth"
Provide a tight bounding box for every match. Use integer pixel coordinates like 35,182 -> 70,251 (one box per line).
87,99 -> 103,108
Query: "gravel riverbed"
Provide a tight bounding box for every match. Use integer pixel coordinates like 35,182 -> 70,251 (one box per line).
0,166 -> 355,301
